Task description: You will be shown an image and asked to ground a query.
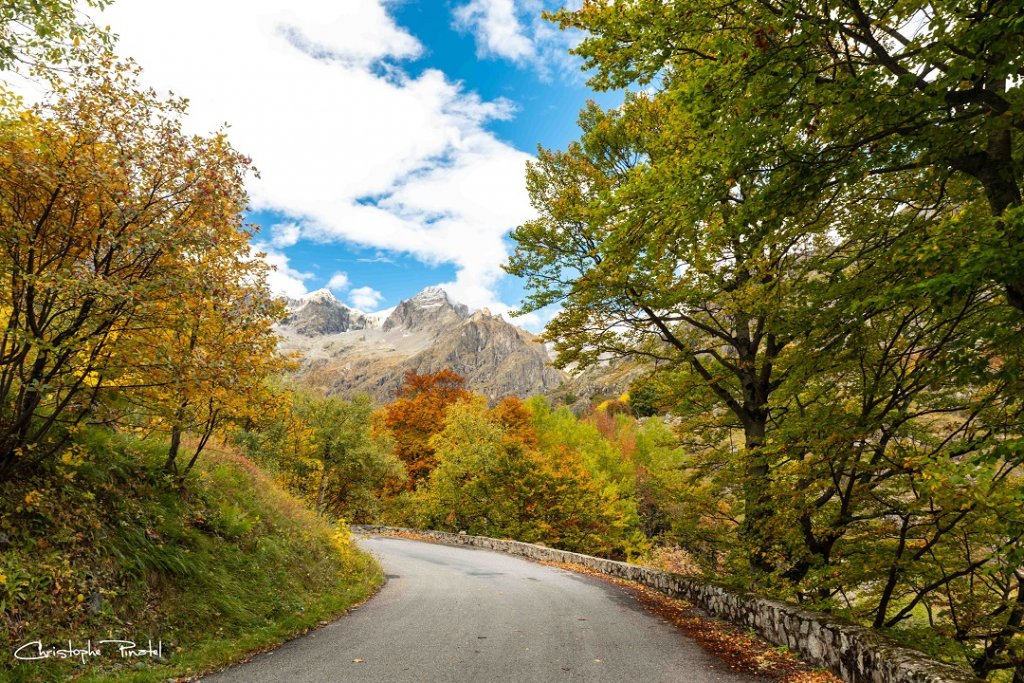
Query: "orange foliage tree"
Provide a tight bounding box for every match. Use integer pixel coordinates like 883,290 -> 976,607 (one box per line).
375,369 -> 469,485
490,396 -> 538,450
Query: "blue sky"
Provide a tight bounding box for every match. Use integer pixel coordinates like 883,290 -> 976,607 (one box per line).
96,0 -> 620,329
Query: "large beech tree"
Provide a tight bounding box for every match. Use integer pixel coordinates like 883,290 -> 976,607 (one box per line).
508,1 -> 1024,677
507,95 -> 844,570
553,0 -> 1024,313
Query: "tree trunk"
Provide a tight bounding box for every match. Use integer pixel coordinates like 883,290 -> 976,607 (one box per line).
182,403 -> 218,475
316,469 -> 328,514
955,96 -> 1023,312
165,424 -> 182,474
873,515 -> 910,628
973,574 -> 1024,679
982,158 -> 1024,312
741,417 -> 774,573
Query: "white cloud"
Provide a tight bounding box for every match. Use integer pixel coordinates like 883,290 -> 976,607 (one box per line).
326,272 -> 349,291
357,251 -> 396,264
349,286 -> 384,311
453,0 -> 534,62
269,221 -> 301,248
451,0 -> 582,79
97,0 -> 537,317
253,243 -> 313,299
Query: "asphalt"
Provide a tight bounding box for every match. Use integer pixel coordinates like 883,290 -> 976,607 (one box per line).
200,535 -> 762,683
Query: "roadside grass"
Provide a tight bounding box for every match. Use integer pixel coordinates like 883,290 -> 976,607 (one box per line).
0,429 -> 383,683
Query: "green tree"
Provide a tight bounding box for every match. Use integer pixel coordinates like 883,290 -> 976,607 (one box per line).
297,393 -> 404,521
510,3 -> 1024,674
553,0 -> 1024,313
234,389 -> 405,522
627,376 -> 666,418
760,263 -> 1024,676
507,95 -> 836,570
0,0 -> 112,74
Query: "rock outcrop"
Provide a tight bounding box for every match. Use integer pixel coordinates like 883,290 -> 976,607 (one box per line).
381,286 -> 470,336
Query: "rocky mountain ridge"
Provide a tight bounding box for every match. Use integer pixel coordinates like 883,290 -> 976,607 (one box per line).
276,286 -> 567,401
281,288 -> 371,336
381,286 -> 469,335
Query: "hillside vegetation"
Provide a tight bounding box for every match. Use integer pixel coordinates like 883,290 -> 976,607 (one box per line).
0,38 -> 380,682
238,372 -> 661,560
1,429 -> 381,683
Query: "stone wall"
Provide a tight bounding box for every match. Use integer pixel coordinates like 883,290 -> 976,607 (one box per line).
350,525 -> 980,683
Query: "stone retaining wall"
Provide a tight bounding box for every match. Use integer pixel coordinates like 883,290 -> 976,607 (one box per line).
350,525 -> 980,683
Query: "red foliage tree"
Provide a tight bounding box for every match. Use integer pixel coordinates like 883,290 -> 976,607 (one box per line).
377,369 -> 469,485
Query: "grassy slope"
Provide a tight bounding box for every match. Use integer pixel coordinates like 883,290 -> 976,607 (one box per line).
0,430 -> 383,682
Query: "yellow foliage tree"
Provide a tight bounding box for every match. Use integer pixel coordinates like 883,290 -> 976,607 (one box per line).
0,58 -> 282,478
130,220 -> 288,475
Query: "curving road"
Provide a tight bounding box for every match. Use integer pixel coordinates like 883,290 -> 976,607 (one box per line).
201,535 -> 761,683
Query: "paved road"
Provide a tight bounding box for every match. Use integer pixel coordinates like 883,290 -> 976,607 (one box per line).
202,536 -> 760,683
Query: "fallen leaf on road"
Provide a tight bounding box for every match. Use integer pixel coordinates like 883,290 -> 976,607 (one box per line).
543,560 -> 842,683
353,658 -> 364,664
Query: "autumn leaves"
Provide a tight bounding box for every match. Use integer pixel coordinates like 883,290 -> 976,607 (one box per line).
0,59 -> 284,479
237,370 -> 653,560
383,373 -> 643,558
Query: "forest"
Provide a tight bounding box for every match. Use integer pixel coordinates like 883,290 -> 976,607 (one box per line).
0,0 -> 1022,681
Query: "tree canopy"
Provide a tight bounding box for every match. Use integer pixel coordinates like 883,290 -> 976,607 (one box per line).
551,0 -> 1024,312
0,58 -> 283,479
508,2 -> 1024,677
0,0 -> 112,74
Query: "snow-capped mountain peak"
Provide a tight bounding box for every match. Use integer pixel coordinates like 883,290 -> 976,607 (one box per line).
302,288 -> 343,306
383,286 -> 470,333
407,286 -> 451,308
276,283 -> 566,401
281,288 -> 370,337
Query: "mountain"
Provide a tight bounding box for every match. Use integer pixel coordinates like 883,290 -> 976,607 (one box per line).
277,287 -> 566,402
381,286 -> 469,335
281,289 -> 369,336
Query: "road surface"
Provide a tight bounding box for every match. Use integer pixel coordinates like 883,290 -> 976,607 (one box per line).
201,535 -> 761,683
